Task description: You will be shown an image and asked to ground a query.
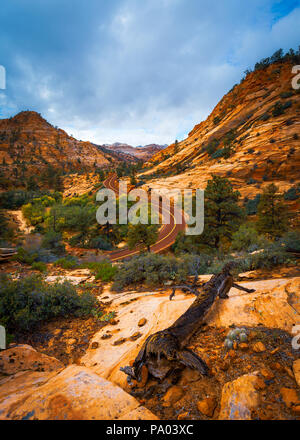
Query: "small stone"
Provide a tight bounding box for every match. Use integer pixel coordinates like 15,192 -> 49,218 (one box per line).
270,347 -> 280,355
90,342 -> 99,349
65,338 -> 77,346
197,397 -> 217,418
254,377 -> 266,390
110,319 -> 119,326
128,379 -> 138,389
162,386 -> 184,407
52,329 -> 61,336
271,362 -> 282,371
113,338 -> 126,346
260,369 -> 274,380
248,331 -> 257,341
228,349 -> 236,359
138,318 -> 147,327
130,332 -> 142,341
177,411 -> 188,420
280,387 -> 300,408
220,361 -> 230,371
292,406 -> 300,415
137,365 -> 148,388
252,342 -> 266,353
239,343 -> 249,351
101,334 -> 112,340
284,366 -> 295,380
180,368 -> 201,385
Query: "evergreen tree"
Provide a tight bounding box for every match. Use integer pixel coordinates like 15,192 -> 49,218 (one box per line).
26,175 -> 39,191
200,175 -> 244,249
256,183 -> 288,238
127,223 -> 159,252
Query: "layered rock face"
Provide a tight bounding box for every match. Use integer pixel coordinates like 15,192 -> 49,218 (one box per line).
146,61 -> 300,203
0,111 -> 117,183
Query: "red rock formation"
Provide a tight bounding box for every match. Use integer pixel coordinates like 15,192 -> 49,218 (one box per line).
147,61 -> 300,204
0,111 -> 118,186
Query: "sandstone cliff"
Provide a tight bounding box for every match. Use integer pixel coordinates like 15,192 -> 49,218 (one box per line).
146,60 -> 300,206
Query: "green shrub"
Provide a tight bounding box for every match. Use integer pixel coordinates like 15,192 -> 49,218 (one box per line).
280,230 -> 300,253
88,236 -> 113,250
247,178 -> 258,185
41,230 -> 65,255
112,253 -> 188,291
211,145 -> 234,159
231,224 -> 268,252
284,185 -> 300,201
31,261 -> 47,272
54,257 -> 79,270
14,247 -> 38,265
237,243 -> 295,272
0,274 -> 97,332
83,261 -> 117,282
245,194 -> 261,215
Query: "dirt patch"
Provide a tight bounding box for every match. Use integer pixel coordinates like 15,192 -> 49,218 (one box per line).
14,316 -> 107,366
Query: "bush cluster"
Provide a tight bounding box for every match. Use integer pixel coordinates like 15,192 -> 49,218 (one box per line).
0,275 -> 97,332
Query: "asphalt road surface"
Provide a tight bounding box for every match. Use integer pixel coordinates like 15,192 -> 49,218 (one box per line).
103,174 -> 185,262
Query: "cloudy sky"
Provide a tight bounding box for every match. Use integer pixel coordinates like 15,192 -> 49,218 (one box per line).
0,0 -> 299,146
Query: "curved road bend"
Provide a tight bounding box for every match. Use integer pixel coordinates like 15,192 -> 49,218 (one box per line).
102,174 -> 186,262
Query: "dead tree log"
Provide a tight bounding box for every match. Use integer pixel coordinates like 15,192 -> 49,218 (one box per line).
120,261 -> 255,384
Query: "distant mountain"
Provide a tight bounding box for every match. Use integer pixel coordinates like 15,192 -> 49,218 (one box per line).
0,111 -> 121,187
103,142 -> 167,161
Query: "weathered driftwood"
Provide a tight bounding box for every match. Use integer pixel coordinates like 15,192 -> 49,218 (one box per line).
120,261 -> 255,384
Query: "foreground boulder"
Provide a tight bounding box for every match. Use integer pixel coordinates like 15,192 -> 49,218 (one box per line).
0,365 -> 157,420
219,373 -> 261,420
0,344 -> 64,375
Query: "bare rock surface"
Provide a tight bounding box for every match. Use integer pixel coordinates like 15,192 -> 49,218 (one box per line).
0,364 -> 157,420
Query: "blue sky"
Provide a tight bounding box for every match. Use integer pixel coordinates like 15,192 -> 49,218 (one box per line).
0,0 -> 299,146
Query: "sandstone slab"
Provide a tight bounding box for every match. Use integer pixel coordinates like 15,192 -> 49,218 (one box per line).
0,365 -> 157,420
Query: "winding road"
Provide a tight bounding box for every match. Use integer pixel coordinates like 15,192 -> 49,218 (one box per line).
103,174 -> 185,262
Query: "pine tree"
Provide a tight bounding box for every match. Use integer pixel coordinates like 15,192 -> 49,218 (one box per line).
127,223 -> 159,252
256,183 -> 288,239
201,175 -> 244,249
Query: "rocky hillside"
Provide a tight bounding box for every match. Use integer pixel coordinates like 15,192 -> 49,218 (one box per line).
146,58 -> 300,205
0,111 -> 120,185
104,142 -> 167,161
